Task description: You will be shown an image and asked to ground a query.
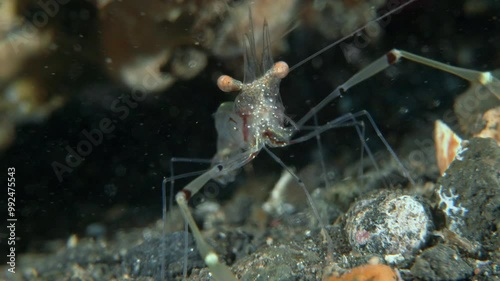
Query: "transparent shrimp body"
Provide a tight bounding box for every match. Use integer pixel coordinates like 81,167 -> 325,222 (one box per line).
212,21 -> 293,183
169,19 -> 298,281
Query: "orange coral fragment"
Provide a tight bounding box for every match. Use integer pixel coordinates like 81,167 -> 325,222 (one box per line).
324,264 -> 400,281
434,120 -> 463,175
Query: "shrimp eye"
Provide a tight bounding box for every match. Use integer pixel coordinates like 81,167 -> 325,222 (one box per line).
217,75 -> 242,92
272,61 -> 289,79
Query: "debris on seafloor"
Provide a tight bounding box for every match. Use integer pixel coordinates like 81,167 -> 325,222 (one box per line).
262,169 -> 296,217
188,236 -> 325,280
14,226 -> 206,280
262,165 -> 325,218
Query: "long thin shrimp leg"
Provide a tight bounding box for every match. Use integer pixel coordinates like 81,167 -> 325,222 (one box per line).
389,49 -> 500,100
296,54 -> 392,129
263,146 -> 335,254
293,110 -> 415,185
296,116 -> 371,181
161,157 -> 211,279
297,49 -> 500,129
174,166 -> 236,281
172,152 -> 257,281
292,49 -> 500,187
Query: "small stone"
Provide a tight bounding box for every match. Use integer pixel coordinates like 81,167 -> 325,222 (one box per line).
344,190 -> 433,265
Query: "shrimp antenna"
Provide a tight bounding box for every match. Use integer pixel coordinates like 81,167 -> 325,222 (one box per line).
243,9 -> 259,83
261,19 -> 274,73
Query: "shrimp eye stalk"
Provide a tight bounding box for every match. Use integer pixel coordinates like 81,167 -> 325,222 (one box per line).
217,75 -> 243,93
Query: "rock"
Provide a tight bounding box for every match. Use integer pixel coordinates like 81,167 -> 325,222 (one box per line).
344,190 -> 433,266
411,244 -> 473,281
436,137 -> 500,258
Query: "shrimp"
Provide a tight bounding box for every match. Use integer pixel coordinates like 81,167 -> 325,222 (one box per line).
163,7 -> 407,281
161,1 -> 500,280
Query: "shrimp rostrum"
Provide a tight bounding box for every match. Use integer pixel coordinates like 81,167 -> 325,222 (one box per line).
164,7 -> 500,281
